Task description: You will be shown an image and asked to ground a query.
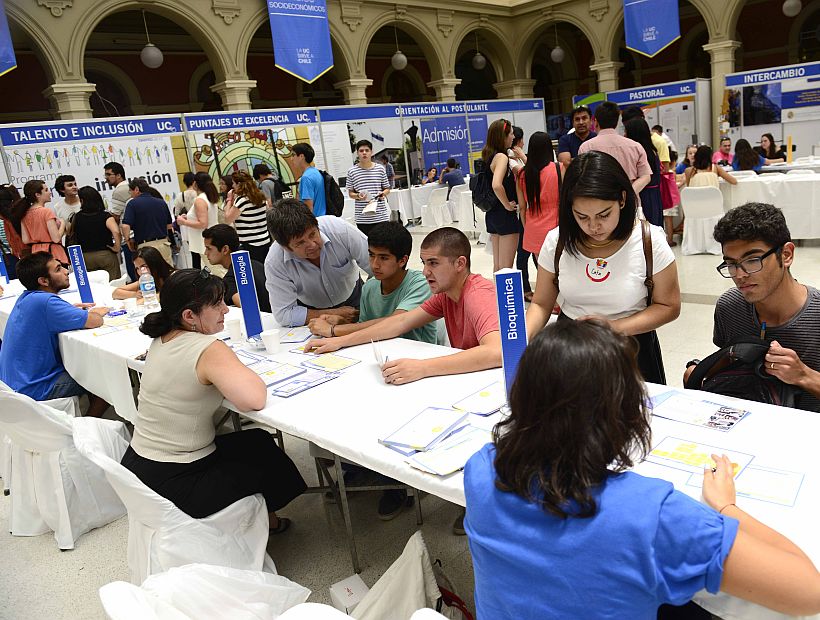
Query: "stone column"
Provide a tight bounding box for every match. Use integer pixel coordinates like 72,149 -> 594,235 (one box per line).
704,40 -> 741,146
333,78 -> 373,105
589,61 -> 624,93
493,79 -> 537,100
42,82 -> 96,119
427,78 -> 461,102
210,79 -> 257,111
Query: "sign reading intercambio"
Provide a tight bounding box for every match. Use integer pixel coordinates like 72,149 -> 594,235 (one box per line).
494,269 -> 528,398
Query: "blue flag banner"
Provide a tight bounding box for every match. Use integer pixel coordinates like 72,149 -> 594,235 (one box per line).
267,0 -> 333,84
230,250 -> 263,338
420,117 -> 469,173
0,0 -> 16,77
67,245 -> 94,304
494,269 -> 528,398
0,254 -> 7,284
624,0 -> 680,58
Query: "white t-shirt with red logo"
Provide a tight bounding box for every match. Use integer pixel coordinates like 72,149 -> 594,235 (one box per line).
538,222 -> 674,321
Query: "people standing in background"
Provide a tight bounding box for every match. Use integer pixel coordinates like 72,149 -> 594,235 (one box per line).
121,178 -> 174,266
756,133 -> 787,163
651,124 -> 677,154
177,172 -> 218,270
515,131 -> 562,302
508,125 -> 531,296
380,154 -> 396,189
173,172 -> 197,217
623,118 -> 664,227
218,175 -> 234,221
712,137 -> 734,166
253,163 -> 281,210
0,184 -> 23,279
557,105 -> 597,166
622,106 -> 670,173
482,119 -> 521,272
507,126 -> 527,175
51,175 -> 81,223
73,186 -> 121,281
733,139 -> 769,172
439,157 -> 465,198
346,139 -> 391,236
104,161 -> 136,281
685,145 -> 737,188
10,179 -> 68,264
224,171 -> 272,264
292,142 -> 327,216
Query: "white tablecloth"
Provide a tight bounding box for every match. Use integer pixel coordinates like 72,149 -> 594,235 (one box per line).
387,185 -> 438,221
720,175 -> 820,238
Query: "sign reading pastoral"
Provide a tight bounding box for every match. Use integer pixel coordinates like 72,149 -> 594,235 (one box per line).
67,245 -> 94,305
624,0 -> 680,58
267,0 -> 333,83
494,269 -> 528,398
607,81 -> 697,106
231,250 -> 263,338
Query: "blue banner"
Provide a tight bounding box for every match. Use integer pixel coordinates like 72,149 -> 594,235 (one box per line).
267,0 -> 333,84
0,115 -> 183,147
230,250 -> 263,338
725,62 -> 820,87
67,245 -> 94,304
317,99 -> 545,123
494,269 -> 528,398
624,0 -> 680,58
607,81 -> 697,105
420,117 -> 469,173
0,0 -> 15,77
185,109 -> 317,132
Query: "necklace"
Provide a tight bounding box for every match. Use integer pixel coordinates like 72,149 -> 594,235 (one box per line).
584,237 -> 613,248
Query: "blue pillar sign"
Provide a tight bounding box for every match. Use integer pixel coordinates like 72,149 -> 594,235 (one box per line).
494,269 -> 528,398
67,245 -> 94,304
267,0 -> 333,84
624,0 -> 680,58
230,250 -> 263,338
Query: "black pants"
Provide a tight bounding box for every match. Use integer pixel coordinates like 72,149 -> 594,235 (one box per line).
242,242 -> 271,264
515,235 -> 538,294
122,429 -> 307,519
657,601 -> 711,619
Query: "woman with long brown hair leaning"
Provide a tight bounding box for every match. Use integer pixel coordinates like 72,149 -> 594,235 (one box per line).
224,170 -> 272,263
9,179 -> 68,264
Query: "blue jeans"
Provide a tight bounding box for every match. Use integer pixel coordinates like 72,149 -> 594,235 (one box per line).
45,370 -> 87,399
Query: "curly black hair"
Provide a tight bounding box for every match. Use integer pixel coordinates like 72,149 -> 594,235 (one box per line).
713,202 -> 791,248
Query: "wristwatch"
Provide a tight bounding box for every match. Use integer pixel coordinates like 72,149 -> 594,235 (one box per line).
685,359 -> 701,369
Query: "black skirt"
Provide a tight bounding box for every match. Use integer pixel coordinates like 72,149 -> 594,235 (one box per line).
122,428 -> 307,519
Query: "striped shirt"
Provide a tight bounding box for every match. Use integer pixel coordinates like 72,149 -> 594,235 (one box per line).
346,162 -> 390,224
714,285 -> 820,412
233,195 -> 270,247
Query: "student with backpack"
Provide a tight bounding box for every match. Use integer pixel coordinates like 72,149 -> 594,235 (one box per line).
525,151 -> 680,385
292,142 -> 327,216
684,202 -> 820,411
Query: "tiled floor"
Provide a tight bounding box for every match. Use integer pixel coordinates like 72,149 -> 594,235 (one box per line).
2,232 -> 819,620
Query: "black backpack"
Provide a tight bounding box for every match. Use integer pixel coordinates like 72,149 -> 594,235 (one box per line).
684,337 -> 800,408
469,169 -> 499,213
320,171 -> 345,217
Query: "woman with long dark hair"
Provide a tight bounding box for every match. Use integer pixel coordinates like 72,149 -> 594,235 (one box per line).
675,144 -> 697,175
121,269 -> 305,530
465,319 -> 820,619
0,184 -> 23,278
525,150 -> 680,384
756,133 -> 786,163
482,118 -> 521,272
733,138 -> 767,172
624,118 -> 663,227
73,186 -> 121,281
10,179 -> 68,263
225,170 -> 271,263
685,146 -> 737,188
177,172 -> 219,269
112,246 -> 175,300
515,131 -> 562,301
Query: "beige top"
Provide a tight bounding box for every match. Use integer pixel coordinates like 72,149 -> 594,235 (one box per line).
687,170 -> 719,188
131,331 -> 223,463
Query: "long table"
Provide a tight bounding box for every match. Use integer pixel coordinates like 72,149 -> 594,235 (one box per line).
720,174 -> 820,239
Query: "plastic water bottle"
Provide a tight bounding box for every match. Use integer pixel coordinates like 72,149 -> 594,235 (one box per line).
138,266 -> 159,311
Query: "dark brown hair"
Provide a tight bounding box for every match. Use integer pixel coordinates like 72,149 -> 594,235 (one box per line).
493,320 -> 651,518
420,226 -> 472,269
481,118 -> 511,163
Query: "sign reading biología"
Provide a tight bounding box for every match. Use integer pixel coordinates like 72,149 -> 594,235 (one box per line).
607,81 -> 697,105
185,110 -> 318,131
267,0 -> 333,83
725,62 -> 820,87
230,250 -> 263,338
67,245 -> 94,304
494,269 -> 528,398
0,116 -> 182,147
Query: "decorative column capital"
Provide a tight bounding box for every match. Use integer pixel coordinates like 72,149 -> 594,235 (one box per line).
37,0 -> 72,18
42,82 -> 95,119
493,79 -> 536,100
340,0 -> 363,32
333,78 -> 373,105
427,78 -> 461,103
210,79 -> 257,111
703,40 -> 741,62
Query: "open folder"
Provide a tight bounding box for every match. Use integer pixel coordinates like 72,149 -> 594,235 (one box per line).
379,407 -> 469,453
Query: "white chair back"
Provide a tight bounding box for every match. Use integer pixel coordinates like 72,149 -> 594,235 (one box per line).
786,168 -> 815,175
421,187 -> 453,228
757,172 -> 784,178
427,187 -> 448,208
0,387 -> 74,453
679,186 -> 723,256
729,170 -> 757,178
680,186 -> 723,218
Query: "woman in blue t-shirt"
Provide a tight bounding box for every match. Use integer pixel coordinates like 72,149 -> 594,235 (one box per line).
464,320 -> 820,620
732,138 -> 768,172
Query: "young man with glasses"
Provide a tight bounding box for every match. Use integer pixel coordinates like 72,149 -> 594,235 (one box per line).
687,202 -> 820,411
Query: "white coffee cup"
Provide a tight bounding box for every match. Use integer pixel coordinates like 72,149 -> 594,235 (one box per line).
226,318 -> 242,341
123,298 -> 137,313
260,329 -> 281,355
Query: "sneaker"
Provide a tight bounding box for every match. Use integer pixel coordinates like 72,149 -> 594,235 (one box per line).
452,509 -> 466,536
377,489 -> 413,521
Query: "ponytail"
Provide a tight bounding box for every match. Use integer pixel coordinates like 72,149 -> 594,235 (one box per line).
9,180 -> 45,231
140,309 -> 174,338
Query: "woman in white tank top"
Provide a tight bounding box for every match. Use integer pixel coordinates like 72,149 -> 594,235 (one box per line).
177,172 -> 219,269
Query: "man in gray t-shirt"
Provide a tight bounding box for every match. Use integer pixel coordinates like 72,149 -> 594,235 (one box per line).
704,203 -> 820,412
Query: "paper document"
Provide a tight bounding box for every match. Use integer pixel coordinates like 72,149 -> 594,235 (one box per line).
301,353 -> 360,372
280,326 -> 313,343
271,369 -> 340,397
250,361 -> 306,387
380,407 -> 469,452
453,381 -> 506,416
651,391 -> 749,432
646,437 -> 753,478
371,340 -> 384,366
687,465 -> 804,507
92,315 -> 143,337
407,427 -> 492,476
362,200 -> 378,214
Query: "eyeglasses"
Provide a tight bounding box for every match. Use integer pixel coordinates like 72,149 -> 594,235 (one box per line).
716,245 -> 782,278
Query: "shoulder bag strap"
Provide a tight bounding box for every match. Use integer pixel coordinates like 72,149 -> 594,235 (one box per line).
641,219 -> 654,306
553,237 -> 564,291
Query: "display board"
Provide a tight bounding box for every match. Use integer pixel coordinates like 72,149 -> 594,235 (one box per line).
723,62 -> 820,158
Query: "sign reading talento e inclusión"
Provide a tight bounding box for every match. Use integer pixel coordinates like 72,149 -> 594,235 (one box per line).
230,250 -> 263,338
494,269 -> 528,399
67,245 -> 94,305
0,116 -> 182,147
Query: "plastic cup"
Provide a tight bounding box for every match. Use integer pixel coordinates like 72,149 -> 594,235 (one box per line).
226,318 -> 242,341
260,329 -> 281,355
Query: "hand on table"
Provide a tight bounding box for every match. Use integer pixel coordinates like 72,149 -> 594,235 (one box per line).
765,340 -> 811,387
304,337 -> 342,354
381,358 -> 427,385
702,453 -> 737,512
307,316 -> 333,337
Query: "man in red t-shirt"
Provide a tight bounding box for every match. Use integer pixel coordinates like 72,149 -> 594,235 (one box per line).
305,227 -> 501,384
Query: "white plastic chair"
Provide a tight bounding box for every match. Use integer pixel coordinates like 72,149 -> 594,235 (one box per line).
420,187 -> 452,228
99,564 -> 310,620
109,275 -> 128,287
786,169 -> 815,175
728,170 -> 757,179
447,184 -> 470,222
679,186 -> 724,256
0,386 -> 127,550
73,420 -> 276,584
280,603 -> 351,619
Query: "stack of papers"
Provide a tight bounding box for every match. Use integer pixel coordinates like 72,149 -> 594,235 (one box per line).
302,353 -> 360,372
233,350 -> 307,387
271,368 -> 340,397
651,391 -> 750,432
453,381 -> 506,416
407,427 -> 491,476
380,407 -> 469,455
281,327 -> 313,344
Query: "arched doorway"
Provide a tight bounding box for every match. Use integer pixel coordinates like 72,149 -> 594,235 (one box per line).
364,25 -> 434,103
454,32 -> 498,101
0,21 -> 53,121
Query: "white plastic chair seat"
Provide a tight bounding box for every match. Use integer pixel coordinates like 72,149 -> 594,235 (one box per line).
0,386 -> 128,549
73,420 -> 276,584
680,186 -> 723,256
786,169 -> 815,175
729,170 -> 757,178
420,187 -> 452,228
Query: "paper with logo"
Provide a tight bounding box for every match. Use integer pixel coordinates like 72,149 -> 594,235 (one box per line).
380,407 -> 470,452
281,326 -> 313,343
686,465 -> 804,507
646,437 -> 753,478
67,245 -> 94,304
650,391 -> 750,432
230,250 -> 263,338
452,381 -> 506,416
271,368 -> 340,397
407,427 -> 492,476
249,360 -> 306,387
301,353 -> 360,372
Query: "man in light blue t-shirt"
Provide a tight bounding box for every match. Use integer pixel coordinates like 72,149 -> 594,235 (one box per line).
0,252 -> 111,416
293,142 -> 327,216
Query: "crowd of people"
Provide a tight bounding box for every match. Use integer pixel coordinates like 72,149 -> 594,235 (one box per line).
1,111 -> 819,618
